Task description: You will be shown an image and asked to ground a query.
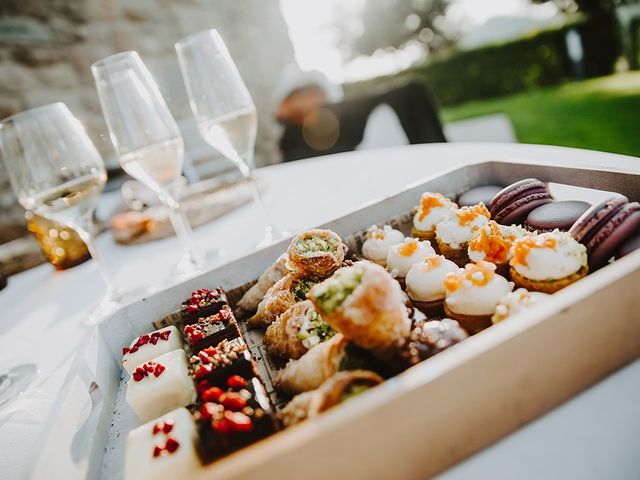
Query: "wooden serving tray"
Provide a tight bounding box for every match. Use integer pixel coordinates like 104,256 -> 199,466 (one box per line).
31,160 -> 640,480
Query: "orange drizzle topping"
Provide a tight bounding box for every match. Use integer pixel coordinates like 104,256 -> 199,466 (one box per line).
512,236 -> 558,267
444,261 -> 495,292
456,203 -> 491,227
422,255 -> 443,271
469,221 -> 512,264
399,239 -> 419,257
367,229 -> 385,240
418,193 -> 445,221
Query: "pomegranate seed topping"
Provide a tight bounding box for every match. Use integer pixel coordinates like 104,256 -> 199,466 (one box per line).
201,386 -> 224,402
189,331 -> 204,345
129,346 -> 139,354
160,331 -> 171,340
153,364 -> 166,377
152,422 -> 162,435
153,446 -> 162,457
122,347 -> 130,355
224,411 -> 253,432
165,437 -> 179,453
144,362 -> 155,373
150,335 -> 158,345
133,371 -> 144,382
198,351 -> 210,362
220,392 -> 247,410
212,418 -> 233,434
187,305 -> 199,313
162,420 -> 174,434
196,380 -> 210,393
202,347 -> 217,356
227,375 -> 247,389
139,335 -> 150,345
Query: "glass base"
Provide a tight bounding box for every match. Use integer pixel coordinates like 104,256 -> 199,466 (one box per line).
0,364 -> 37,408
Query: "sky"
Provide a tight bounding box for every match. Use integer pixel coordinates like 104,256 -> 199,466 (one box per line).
280,0 -> 560,83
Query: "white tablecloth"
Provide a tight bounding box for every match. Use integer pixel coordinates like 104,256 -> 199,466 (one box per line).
1,143 -> 639,479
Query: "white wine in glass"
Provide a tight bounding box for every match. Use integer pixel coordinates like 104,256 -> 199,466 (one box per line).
0,103 -> 121,324
176,29 -> 284,247
92,51 -> 210,277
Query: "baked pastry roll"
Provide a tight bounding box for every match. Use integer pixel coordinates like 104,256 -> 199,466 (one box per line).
247,273 -> 317,329
236,253 -> 289,313
264,300 -> 336,360
287,229 -> 345,278
279,370 -> 383,427
308,261 -> 411,360
276,334 -> 348,394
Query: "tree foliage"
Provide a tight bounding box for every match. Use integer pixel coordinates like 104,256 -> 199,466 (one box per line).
333,0 -> 454,59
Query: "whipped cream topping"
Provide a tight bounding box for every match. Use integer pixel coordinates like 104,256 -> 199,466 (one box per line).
492,288 -> 550,323
386,237 -> 436,278
362,224 -> 405,266
413,192 -> 457,232
444,261 -> 514,316
436,204 -> 490,249
468,222 -> 530,264
510,230 -> 587,281
406,255 -> 460,302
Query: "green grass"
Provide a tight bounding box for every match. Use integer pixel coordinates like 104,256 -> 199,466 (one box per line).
442,72 -> 640,157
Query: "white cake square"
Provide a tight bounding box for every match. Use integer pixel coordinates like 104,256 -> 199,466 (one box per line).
126,349 -> 196,422
122,326 -> 183,375
124,407 -> 202,480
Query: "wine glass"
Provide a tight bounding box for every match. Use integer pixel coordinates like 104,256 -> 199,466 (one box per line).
175,29 -> 284,248
0,103 -> 120,324
91,51 -> 208,278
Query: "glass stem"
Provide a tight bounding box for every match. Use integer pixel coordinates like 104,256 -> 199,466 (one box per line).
160,193 -> 203,268
72,214 -> 120,301
237,157 -> 277,236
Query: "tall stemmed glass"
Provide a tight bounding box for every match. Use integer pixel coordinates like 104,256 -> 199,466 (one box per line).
91,51 -> 206,277
0,103 -> 119,324
176,29 -> 283,247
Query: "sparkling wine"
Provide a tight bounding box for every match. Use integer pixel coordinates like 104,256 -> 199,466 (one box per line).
120,137 -> 184,191
27,172 -> 106,225
198,107 -> 257,165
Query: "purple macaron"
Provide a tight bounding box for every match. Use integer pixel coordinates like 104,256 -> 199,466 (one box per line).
490,179 -> 553,225
524,200 -> 591,233
616,229 -> 640,259
569,196 -> 640,270
457,185 -> 504,207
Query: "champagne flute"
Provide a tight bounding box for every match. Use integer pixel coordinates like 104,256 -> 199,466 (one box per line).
91,51 -> 207,278
176,29 -> 284,248
0,103 -> 120,324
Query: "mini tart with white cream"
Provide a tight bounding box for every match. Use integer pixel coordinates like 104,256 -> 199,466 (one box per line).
411,192 -> 458,243
492,288 -> 550,324
386,237 -> 436,286
436,204 -> 491,266
361,224 -> 405,266
468,221 -> 530,272
509,230 -> 588,294
405,255 -> 459,315
443,261 -> 514,334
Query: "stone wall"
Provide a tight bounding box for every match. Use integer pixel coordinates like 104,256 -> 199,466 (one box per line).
0,0 -> 295,237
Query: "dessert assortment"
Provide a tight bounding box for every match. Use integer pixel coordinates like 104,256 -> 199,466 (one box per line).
116,177 -> 640,479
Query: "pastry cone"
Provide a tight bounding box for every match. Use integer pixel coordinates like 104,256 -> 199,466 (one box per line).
308,261 -> 411,360
279,370 -> 383,427
264,300 -> 334,360
236,253 -> 289,313
276,334 -> 348,394
436,240 -> 470,267
287,229 -> 345,278
443,303 -> 492,335
411,227 -> 437,245
247,273 -> 316,329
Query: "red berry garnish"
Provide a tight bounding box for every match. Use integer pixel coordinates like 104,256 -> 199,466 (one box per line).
202,347 -> 217,356
212,418 -> 233,434
197,380 -> 210,394
122,347 -> 130,355
165,437 -> 179,453
219,309 -> 231,321
195,364 -> 212,380
220,392 -> 247,410
153,445 -> 162,457
152,422 -> 162,435
139,335 -> 150,345
133,371 -> 144,382
201,386 -> 224,402
227,375 -> 247,389
224,411 -> 253,432
153,364 -> 165,377
200,402 -> 218,421
150,335 -> 158,345
187,304 -> 199,313
198,350 -> 210,362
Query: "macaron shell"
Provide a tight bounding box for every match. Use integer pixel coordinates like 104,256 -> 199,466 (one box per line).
569,196 -> 628,246
490,178 -> 548,214
496,194 -> 552,225
525,200 -> 591,233
587,202 -> 640,270
616,229 -> 640,259
458,185 -> 504,207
